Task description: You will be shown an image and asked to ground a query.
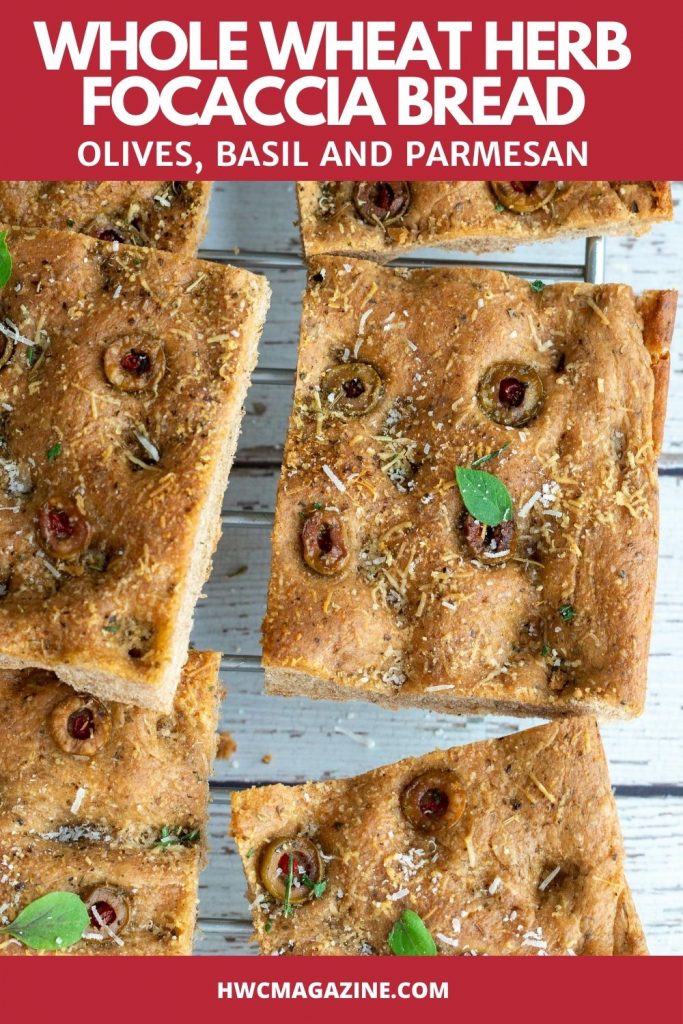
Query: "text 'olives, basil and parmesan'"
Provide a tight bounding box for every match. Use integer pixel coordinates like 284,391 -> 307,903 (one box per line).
400,770 -> 467,833
37,500 -> 92,559
84,887 -> 130,936
489,181 -> 558,213
353,182 -> 411,225
477,362 -> 545,427
49,693 -> 112,756
259,837 -> 325,906
103,334 -> 166,392
301,508 -> 348,576
320,362 -> 384,418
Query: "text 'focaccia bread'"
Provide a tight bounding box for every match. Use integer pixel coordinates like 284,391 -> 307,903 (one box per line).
0,227 -> 270,710
263,256 -> 675,719
232,718 -> 646,956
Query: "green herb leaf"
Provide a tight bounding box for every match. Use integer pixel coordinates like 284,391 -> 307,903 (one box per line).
302,875 -> 327,899
0,892 -> 88,951
26,346 -> 39,368
283,853 -> 294,918
559,604 -> 576,622
0,232 -> 11,289
47,442 -> 62,462
264,919 -> 273,933
541,643 -> 551,657
388,910 -> 437,957
471,443 -> 510,469
455,466 -> 514,527
494,202 -> 505,213
156,825 -> 200,848
531,280 -> 546,293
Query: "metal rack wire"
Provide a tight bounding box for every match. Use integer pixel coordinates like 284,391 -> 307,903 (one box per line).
213,236 -> 606,677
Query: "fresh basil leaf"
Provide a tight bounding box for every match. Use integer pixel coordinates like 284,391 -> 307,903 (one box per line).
0,892 -> 89,951
455,466 -> 514,527
388,910 -> 437,957
0,232 -> 11,289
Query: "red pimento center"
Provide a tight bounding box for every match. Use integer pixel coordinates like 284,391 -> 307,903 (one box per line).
371,183 -> 394,211
498,377 -> 527,408
120,349 -> 151,376
97,228 -> 126,243
418,787 -> 449,818
90,901 -> 117,928
278,851 -> 309,888
342,377 -> 366,399
47,508 -> 75,540
67,707 -> 95,741
510,181 -> 540,195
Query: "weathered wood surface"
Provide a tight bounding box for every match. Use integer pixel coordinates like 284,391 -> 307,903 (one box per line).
193,181 -> 683,955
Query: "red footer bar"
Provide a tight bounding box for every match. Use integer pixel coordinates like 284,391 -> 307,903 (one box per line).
3,956 -> 682,1023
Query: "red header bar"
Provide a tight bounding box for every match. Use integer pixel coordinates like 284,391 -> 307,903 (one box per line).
2,3 -> 682,179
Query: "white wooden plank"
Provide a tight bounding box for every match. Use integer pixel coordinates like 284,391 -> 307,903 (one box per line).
194,794 -> 683,956
196,471 -> 683,789
204,182 -> 683,459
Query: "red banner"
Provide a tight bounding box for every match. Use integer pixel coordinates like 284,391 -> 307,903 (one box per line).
2,2 -> 682,179
2,955 -> 682,1022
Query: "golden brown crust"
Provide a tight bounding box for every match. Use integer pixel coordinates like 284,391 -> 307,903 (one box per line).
263,257 -> 675,719
0,228 -> 270,711
298,181 -> 673,260
0,650 -> 221,845
0,181 -> 212,257
0,648 -> 221,956
232,719 -> 646,956
0,841 -> 200,955
637,290 -> 677,455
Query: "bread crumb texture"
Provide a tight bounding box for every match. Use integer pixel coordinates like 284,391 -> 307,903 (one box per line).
232,718 -> 647,956
298,180 -> 673,260
0,649 -> 221,955
262,257 -> 676,719
0,227 -> 270,709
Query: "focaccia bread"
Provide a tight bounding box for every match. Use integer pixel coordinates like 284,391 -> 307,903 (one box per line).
298,181 -> 673,260
0,841 -> 201,955
232,718 -> 647,956
0,650 -> 221,845
262,256 -> 675,719
0,227 -> 270,711
0,181 -> 212,257
0,648 -> 221,956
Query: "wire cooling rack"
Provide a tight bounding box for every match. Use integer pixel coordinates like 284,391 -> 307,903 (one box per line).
212,236 -> 606,678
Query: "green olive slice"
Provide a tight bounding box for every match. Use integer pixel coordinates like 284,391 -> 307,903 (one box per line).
477,362 -> 544,427
463,514 -> 515,564
259,836 -> 325,904
49,693 -> 112,757
84,886 -> 130,935
0,335 -> 14,371
353,182 -> 411,225
400,770 -> 467,833
301,509 -> 348,576
37,500 -> 92,560
489,181 -> 558,214
320,362 -> 383,418
103,334 -> 166,393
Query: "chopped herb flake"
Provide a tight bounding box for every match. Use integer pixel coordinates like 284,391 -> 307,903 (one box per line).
559,604 -> 576,622
302,875 -> 327,899
531,280 -> 546,293
156,825 -> 200,848
0,232 -> 11,289
282,853 -> 295,918
471,443 -> 510,469
47,442 -> 62,462
541,643 -> 551,657
494,202 -> 506,213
